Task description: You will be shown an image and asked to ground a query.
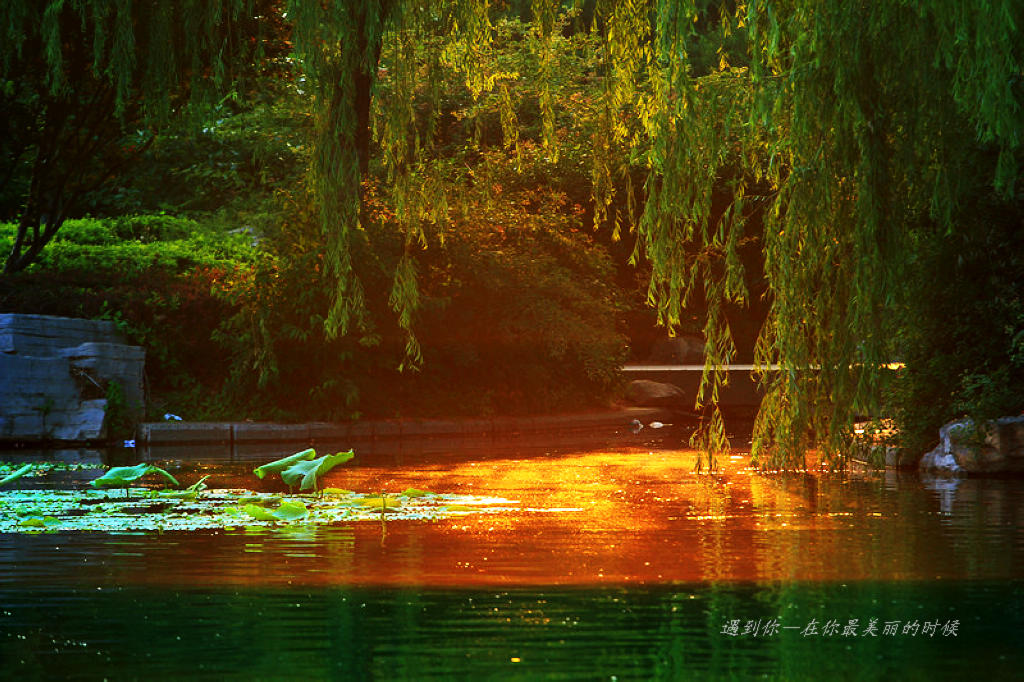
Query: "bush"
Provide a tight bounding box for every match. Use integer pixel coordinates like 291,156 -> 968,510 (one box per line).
890,196 -> 1024,454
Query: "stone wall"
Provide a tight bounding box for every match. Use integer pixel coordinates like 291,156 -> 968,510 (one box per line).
0,314 -> 145,442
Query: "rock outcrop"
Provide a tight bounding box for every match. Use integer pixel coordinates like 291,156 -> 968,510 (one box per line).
625,379 -> 687,408
0,314 -> 145,442
919,416 -> 1024,476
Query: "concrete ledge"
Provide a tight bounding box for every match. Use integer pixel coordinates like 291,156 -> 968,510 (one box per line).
234,423 -> 310,443
139,422 -> 232,445
140,408 -> 671,446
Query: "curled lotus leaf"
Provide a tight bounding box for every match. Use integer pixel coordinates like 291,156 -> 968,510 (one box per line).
280,450 -> 355,491
91,463 -> 179,489
253,448 -> 316,480
0,464 -> 34,487
156,475 -> 210,499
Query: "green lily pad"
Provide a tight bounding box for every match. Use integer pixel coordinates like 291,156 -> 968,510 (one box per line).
243,499 -> 308,522
252,448 -> 316,480
359,496 -> 392,509
399,488 -> 432,498
274,500 -> 308,520
243,504 -> 279,521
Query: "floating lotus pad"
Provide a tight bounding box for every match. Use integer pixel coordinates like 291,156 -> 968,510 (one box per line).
0,488 -> 526,533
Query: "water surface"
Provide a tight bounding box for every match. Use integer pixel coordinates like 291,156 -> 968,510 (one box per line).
1,446 -> 1021,679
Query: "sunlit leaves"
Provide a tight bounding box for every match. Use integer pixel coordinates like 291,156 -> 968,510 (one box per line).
0,487 -> 522,533
244,499 -> 308,521
91,463 -> 180,489
253,448 -> 356,492
0,464 -> 34,487
280,450 -> 355,492
253,448 -> 316,480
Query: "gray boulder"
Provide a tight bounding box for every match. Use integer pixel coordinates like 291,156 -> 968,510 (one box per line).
0,314 -> 145,442
625,379 -> 686,408
919,416 -> 1024,475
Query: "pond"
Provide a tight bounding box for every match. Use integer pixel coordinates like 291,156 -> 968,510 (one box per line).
1,442 -> 1022,680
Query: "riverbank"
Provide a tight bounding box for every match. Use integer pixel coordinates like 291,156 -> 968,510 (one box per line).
136,407 -> 678,462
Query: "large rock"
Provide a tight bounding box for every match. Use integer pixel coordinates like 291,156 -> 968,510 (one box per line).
919,416 -> 1024,476
648,334 -> 705,364
0,314 -> 145,442
625,379 -> 687,408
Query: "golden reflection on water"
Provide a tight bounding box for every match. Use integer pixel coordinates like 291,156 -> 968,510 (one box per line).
67,447 -> 1016,589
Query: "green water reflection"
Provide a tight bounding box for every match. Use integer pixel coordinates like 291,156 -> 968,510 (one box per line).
1,581 -> 1020,680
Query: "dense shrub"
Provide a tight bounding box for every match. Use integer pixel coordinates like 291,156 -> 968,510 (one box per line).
0,216 -> 253,419
889,197 -> 1024,453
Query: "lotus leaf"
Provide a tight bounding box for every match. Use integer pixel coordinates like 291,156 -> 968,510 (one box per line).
91,463 -> 179,489
252,448 -> 316,480
274,500 -> 308,520
359,496 -> 392,509
280,450 -> 355,492
155,475 -> 210,499
243,504 -> 278,521
243,500 -> 308,522
20,516 -> 58,528
0,464 -> 33,487
399,488 -> 432,498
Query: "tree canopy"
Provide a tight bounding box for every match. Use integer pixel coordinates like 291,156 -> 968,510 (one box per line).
4,0 -> 1022,467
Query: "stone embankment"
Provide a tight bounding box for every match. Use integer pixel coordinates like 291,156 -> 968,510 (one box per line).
138,407 -> 675,462
0,314 -> 144,442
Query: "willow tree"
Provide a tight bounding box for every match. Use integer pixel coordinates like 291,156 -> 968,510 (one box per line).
604,0 -> 1024,467
9,1 -> 1020,468
740,1 -> 1023,466
0,0 -> 274,273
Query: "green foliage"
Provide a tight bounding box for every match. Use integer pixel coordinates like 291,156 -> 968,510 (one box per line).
0,486 -> 512,532
253,448 -> 356,492
253,448 -> 316,480
0,464 -> 34,487
243,499 -> 308,521
280,451 -> 355,492
889,207 -> 1024,454
0,213 -> 256,420
91,463 -> 180,490
0,0 -> 273,272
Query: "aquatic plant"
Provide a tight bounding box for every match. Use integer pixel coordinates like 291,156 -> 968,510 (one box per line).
0,487 -> 517,533
253,448 -> 317,480
254,448 -> 355,493
243,500 -> 308,522
0,464 -> 34,487
91,463 -> 180,498
152,475 -> 210,500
